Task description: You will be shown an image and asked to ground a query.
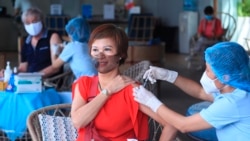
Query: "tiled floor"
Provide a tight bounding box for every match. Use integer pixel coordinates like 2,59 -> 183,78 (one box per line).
159,53 -> 204,141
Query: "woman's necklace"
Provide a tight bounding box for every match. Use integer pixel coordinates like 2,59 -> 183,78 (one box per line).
98,81 -> 102,90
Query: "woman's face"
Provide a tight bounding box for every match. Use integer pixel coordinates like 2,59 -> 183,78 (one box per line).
90,38 -> 120,73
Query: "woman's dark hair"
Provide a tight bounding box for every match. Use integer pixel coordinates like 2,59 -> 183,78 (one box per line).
88,24 -> 128,65
204,6 -> 214,15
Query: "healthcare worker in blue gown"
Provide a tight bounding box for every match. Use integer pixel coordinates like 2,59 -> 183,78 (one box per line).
133,42 -> 250,141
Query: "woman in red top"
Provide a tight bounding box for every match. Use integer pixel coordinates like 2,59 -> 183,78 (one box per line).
71,24 -> 176,141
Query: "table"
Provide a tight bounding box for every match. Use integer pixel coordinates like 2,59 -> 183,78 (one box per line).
0,88 -> 62,141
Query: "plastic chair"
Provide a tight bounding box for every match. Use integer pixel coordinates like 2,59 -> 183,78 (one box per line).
27,104 -> 76,141
186,12 -> 237,70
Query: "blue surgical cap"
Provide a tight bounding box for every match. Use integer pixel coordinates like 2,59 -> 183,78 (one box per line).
65,17 -> 90,42
205,42 -> 250,92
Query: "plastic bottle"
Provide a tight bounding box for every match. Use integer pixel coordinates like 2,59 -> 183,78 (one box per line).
4,61 -> 12,83
6,67 -> 17,92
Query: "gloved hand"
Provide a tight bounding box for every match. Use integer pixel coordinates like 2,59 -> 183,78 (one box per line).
143,66 -> 178,84
133,85 -> 163,112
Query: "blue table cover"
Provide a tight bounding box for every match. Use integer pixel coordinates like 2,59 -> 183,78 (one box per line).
0,88 -> 62,141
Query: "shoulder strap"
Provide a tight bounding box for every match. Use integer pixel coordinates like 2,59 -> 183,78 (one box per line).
212,19 -> 217,37
87,76 -> 98,102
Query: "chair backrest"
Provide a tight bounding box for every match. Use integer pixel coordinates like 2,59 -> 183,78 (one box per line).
122,60 -> 158,95
127,14 -> 156,41
216,12 -> 237,41
27,104 -> 76,141
43,69 -> 75,91
122,60 -> 162,141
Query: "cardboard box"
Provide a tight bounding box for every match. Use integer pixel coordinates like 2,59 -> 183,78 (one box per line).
15,73 -> 42,93
126,42 -> 165,63
0,81 -> 7,91
120,42 -> 165,72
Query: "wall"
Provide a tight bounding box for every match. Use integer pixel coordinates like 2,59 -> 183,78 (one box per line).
141,0 -> 214,26
1,0 -> 215,26
0,0 -> 141,18
141,0 -> 183,26
0,0 -> 237,53
0,18 -> 19,51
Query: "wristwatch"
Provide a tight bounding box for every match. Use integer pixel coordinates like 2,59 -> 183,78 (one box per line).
101,89 -> 109,96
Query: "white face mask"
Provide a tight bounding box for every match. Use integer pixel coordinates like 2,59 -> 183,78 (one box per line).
200,72 -> 220,94
24,21 -> 43,36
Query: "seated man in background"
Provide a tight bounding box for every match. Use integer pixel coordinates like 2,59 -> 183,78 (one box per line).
42,17 -> 97,79
19,7 -> 62,77
194,5 -> 224,54
186,5 -> 224,70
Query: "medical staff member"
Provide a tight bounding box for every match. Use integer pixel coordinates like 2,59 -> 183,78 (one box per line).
133,42 -> 250,141
42,17 -> 97,79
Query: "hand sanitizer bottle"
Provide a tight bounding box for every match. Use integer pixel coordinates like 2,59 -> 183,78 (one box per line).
4,61 -> 12,83
6,67 -> 17,92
